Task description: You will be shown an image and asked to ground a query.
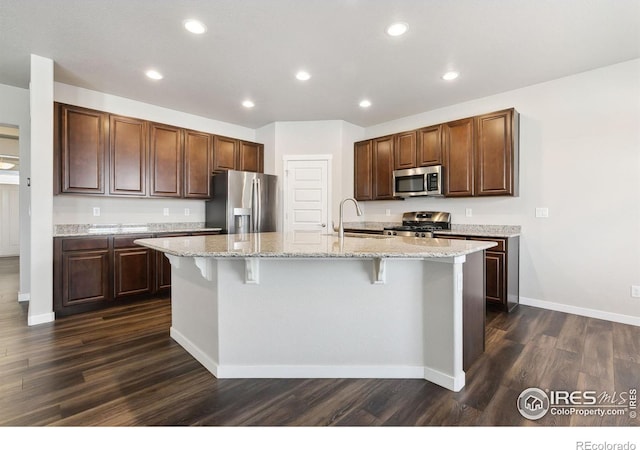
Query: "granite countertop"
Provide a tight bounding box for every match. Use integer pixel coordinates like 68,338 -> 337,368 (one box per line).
341,222 -> 521,238
134,231 -> 496,259
54,222 -> 222,237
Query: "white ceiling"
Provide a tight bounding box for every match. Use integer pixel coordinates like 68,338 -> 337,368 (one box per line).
1,0 -> 639,129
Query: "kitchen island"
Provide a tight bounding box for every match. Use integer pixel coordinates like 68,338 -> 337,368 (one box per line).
135,231 -> 496,392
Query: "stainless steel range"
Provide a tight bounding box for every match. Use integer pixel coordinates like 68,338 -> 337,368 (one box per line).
384,211 -> 451,237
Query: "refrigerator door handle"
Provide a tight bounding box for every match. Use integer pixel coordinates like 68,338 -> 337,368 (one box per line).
251,178 -> 260,233
255,177 -> 262,232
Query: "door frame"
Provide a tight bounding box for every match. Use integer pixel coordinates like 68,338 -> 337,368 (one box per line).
282,154 -> 333,233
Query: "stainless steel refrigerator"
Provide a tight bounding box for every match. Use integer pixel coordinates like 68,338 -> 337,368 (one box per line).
205,170 -> 278,234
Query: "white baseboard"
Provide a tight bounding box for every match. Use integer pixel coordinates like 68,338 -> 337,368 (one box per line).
423,366 -> 465,392
520,297 -> 640,327
217,364 -> 426,380
27,311 -> 55,326
171,327 -> 448,384
18,292 -> 30,302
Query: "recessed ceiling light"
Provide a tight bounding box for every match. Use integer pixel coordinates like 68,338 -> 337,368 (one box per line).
442,71 -> 459,81
145,69 -> 163,80
295,71 -> 311,81
359,100 -> 372,108
386,22 -> 408,37
184,19 -> 207,34
242,100 -> 255,108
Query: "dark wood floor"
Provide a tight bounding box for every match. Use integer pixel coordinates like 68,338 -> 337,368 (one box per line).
1,256 -> 638,426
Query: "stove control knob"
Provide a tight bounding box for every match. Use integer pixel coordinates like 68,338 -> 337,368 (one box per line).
393,231 -> 397,236
414,232 -> 420,237
421,233 -> 426,237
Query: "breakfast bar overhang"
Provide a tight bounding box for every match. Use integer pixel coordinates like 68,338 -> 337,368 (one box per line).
135,232 -> 495,392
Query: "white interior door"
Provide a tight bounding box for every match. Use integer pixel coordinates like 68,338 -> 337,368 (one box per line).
284,156 -> 331,232
0,184 -> 20,256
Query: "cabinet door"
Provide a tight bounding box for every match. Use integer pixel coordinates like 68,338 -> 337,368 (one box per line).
114,247 -> 153,298
61,250 -> 110,307
213,136 -> 238,172
238,141 -> 264,173
417,125 -> 442,166
373,136 -> 395,199
109,115 -> 147,196
485,251 -> 505,307
354,140 -> 373,201
443,118 -> 474,197
394,131 -> 416,170
475,108 -> 517,196
184,130 -> 212,198
154,233 -> 189,291
149,123 -> 182,197
58,104 -> 107,194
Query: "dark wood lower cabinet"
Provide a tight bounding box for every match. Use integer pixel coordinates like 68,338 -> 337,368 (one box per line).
113,234 -> 153,298
54,231 -> 219,317
435,233 -> 520,312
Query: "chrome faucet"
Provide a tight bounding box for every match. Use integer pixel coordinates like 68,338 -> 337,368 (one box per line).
338,197 -> 363,239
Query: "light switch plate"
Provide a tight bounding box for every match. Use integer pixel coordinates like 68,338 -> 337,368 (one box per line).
465,208 -> 472,217
632,285 -> 640,298
92,207 -> 100,217
163,208 -> 169,216
184,208 -> 190,216
535,207 -> 549,218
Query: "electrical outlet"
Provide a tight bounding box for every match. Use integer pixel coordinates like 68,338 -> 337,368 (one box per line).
465,208 -> 472,217
535,207 -> 549,218
163,208 -> 169,216
92,207 -> 100,217
632,285 -> 640,298
184,208 -> 190,216
385,209 -> 391,217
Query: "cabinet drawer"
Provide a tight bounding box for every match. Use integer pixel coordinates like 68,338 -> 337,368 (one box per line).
470,237 -> 506,252
61,237 -> 110,252
113,234 -> 153,248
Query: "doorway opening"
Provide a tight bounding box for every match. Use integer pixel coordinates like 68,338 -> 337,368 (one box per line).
0,125 -> 20,263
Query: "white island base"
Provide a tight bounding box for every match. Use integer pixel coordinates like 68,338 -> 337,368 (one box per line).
165,254 -> 481,392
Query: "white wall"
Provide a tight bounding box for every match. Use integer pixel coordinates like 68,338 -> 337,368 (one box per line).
359,59 -> 640,324
53,195 -> 205,225
262,120 -> 364,225
52,83 -> 259,226
0,82 -> 31,303
29,55 -> 55,325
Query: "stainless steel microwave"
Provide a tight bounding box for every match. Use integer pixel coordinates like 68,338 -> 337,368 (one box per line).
393,165 -> 444,197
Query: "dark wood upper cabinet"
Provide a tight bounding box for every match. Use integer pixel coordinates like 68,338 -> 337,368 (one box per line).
443,117 -> 475,197
149,123 -> 182,197
394,131 -> 417,170
354,140 -> 373,201
109,115 -> 147,196
417,125 -> 442,166
57,104 -> 108,194
213,136 -> 238,172
54,103 -> 265,199
238,141 -> 264,173
475,108 -> 519,196
372,136 -> 395,199
184,130 -> 212,198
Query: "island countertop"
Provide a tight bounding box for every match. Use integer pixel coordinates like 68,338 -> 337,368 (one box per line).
134,231 -> 497,259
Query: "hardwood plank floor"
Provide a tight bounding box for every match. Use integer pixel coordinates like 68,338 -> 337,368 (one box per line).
0,257 -> 638,426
